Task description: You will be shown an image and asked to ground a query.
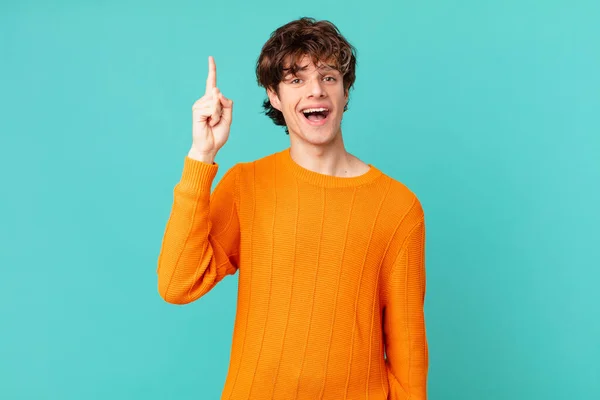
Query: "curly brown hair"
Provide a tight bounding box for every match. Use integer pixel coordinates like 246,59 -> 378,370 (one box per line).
256,17 -> 357,134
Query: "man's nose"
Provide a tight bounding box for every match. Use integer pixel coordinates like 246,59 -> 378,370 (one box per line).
307,77 -> 326,98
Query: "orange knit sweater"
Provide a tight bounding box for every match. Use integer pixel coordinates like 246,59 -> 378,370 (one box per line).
157,148 -> 428,400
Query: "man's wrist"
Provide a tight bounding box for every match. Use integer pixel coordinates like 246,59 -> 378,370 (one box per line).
187,148 -> 217,164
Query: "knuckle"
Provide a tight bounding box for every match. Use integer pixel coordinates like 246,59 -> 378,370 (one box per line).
193,97 -> 213,110
192,97 -> 205,107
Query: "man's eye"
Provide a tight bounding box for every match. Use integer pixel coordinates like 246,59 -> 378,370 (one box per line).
324,76 -> 336,82
291,78 -> 301,84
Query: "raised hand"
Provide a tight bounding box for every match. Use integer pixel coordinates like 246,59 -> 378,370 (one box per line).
189,56 -> 234,163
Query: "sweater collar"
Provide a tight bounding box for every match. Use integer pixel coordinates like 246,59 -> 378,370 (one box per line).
278,147 -> 383,188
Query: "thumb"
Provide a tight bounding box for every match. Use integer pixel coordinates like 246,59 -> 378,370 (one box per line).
219,92 -> 233,122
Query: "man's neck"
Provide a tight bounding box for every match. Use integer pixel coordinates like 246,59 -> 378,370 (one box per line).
288,134 -> 369,178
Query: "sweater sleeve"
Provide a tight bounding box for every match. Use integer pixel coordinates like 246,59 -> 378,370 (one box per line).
382,218 -> 429,399
157,156 -> 241,304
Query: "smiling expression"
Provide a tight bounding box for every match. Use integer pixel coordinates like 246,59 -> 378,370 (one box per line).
267,55 -> 349,145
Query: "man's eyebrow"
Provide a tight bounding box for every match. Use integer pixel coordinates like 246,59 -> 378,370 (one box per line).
318,64 -> 337,71
282,63 -> 340,78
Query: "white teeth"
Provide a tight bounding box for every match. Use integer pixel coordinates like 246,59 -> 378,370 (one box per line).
302,107 -> 328,113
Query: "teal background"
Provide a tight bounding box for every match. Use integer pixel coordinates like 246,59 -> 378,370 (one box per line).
1,0 -> 598,399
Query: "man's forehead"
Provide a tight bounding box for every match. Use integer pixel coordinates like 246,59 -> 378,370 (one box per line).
282,55 -> 338,72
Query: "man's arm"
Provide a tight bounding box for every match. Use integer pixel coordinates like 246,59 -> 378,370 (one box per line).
156,158 -> 241,304
157,55 -> 238,304
382,213 -> 429,399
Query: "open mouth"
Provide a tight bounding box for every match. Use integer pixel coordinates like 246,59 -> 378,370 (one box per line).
301,107 -> 330,124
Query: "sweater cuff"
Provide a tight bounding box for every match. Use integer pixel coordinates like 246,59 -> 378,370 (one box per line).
178,156 -> 219,192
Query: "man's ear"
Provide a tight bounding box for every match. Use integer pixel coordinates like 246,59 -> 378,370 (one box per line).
267,87 -> 282,111
343,89 -> 349,111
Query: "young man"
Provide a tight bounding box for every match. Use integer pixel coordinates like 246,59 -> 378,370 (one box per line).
157,17 -> 428,400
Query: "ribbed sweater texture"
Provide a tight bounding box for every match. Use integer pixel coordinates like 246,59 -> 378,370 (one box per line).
157,148 -> 428,400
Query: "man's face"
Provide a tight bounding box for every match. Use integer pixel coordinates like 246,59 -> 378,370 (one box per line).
267,55 -> 348,145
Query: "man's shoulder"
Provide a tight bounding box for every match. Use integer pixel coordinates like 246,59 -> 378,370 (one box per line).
373,167 -> 425,223
377,168 -> 421,201
229,149 -> 284,175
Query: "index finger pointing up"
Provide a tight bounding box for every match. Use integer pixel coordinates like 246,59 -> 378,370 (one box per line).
205,55 -> 217,95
